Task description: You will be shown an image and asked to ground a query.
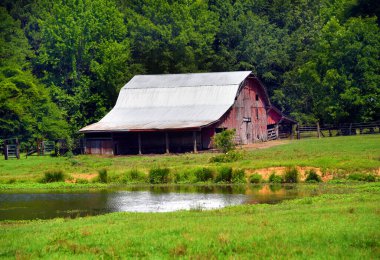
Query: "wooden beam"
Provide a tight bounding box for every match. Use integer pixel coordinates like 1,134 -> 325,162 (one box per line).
165,132 -> 169,154
138,133 -> 142,155
193,131 -> 197,153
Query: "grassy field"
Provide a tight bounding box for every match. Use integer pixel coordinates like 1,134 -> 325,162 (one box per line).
0,183 -> 379,259
0,135 -> 379,186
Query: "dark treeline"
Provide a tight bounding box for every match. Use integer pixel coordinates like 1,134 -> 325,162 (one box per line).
1,0 -> 379,142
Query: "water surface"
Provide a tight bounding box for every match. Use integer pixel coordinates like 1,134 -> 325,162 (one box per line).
0,184 -> 321,220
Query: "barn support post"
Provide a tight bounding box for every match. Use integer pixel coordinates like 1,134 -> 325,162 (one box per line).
165,132 -> 169,154
317,122 -> 321,139
193,131 -> 197,153
138,133 -> 142,155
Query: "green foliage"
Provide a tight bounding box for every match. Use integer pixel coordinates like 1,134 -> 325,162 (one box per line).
213,129 -> 236,153
125,169 -> 146,183
193,167 -> 214,182
149,167 -> 170,184
232,169 -> 246,183
1,0 -> 380,142
98,169 -> 108,183
269,173 -> 283,183
215,166 -> 233,183
305,170 -> 322,183
348,173 -> 376,182
249,173 -> 262,184
284,167 -> 299,183
40,170 -> 65,183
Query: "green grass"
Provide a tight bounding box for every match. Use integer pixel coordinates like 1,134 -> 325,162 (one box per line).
0,135 -> 379,186
0,183 -> 379,258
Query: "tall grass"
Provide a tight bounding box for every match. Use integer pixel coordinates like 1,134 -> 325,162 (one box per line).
40,170 -> 65,183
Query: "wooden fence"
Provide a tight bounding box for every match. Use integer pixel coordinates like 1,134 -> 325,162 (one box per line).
296,121 -> 380,139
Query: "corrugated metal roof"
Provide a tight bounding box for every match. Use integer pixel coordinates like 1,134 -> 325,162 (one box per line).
80,71 -> 252,132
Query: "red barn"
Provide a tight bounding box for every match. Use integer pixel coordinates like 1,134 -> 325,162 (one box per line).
79,71 -> 295,155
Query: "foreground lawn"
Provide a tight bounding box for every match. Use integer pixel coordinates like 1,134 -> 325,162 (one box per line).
0,135 -> 379,184
1,183 -> 379,259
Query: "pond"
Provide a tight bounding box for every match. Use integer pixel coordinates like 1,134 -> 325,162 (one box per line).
0,184 -> 324,220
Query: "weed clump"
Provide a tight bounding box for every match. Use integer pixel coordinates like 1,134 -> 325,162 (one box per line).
232,169 -> 246,183
149,167 -> 170,184
40,170 -> 65,183
348,173 -> 376,182
215,166 -> 232,183
194,167 -> 214,182
124,169 -> 146,183
249,173 -> 262,184
98,169 -> 108,183
305,169 -> 322,183
76,178 -> 89,184
284,167 -> 299,183
268,172 -> 283,183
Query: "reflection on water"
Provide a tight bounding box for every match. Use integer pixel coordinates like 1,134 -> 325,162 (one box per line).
0,184 -> 318,220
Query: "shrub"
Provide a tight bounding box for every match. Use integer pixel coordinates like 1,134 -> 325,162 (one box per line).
125,169 -> 146,183
98,169 -> 108,183
249,173 -> 262,184
284,167 -> 299,183
209,151 -> 243,163
212,129 -> 236,153
194,167 -> 214,182
149,167 -> 170,184
215,166 -> 232,183
174,169 -> 196,183
76,178 -> 89,184
305,169 -> 322,183
232,169 -> 246,183
40,170 -> 65,183
348,173 -> 376,182
268,173 -> 283,183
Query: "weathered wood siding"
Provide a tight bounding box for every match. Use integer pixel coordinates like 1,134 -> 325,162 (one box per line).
85,139 -> 113,155
217,78 -> 268,144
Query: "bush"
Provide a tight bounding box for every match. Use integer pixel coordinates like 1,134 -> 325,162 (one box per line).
209,151 -> 243,163
305,169 -> 322,183
212,129 -> 236,153
215,166 -> 232,183
40,170 -> 65,183
348,173 -> 376,182
249,173 -> 262,184
284,167 -> 299,183
124,169 -> 146,183
149,167 -> 170,184
268,173 -> 283,183
194,167 -> 214,182
232,169 -> 246,183
76,178 -> 89,184
98,169 -> 108,183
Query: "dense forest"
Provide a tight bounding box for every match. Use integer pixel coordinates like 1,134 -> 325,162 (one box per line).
1,0 -> 379,142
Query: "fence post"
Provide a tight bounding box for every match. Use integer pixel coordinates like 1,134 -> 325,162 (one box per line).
297,124 -> 300,140
4,140 -> 8,160
317,122 -> 321,139
16,138 -> 20,159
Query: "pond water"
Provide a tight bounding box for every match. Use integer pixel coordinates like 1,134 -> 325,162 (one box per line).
0,185 -> 322,220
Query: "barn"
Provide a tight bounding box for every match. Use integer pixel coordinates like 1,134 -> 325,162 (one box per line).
79,71 -> 295,155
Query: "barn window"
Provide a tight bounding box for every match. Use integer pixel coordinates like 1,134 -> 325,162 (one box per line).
256,108 -> 259,120
255,94 -> 259,101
